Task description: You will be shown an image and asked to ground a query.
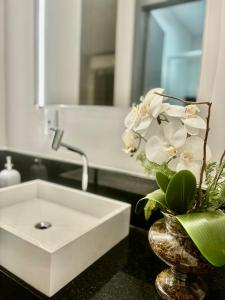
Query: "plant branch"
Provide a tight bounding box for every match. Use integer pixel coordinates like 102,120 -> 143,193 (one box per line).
197,102 -> 212,205
132,130 -> 147,142
219,150 -> 225,166
154,92 -> 210,105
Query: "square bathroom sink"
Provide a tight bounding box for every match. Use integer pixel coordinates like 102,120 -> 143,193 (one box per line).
0,180 -> 131,296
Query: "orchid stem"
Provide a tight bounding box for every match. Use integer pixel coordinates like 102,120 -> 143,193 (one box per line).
155,92 -> 211,106
197,102 -> 212,205
132,130 -> 147,142
219,150 -> 225,166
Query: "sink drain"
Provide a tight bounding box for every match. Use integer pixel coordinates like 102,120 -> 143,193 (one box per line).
34,221 -> 52,230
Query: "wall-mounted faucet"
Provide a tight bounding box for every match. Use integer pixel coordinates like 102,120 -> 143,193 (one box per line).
50,128 -> 88,191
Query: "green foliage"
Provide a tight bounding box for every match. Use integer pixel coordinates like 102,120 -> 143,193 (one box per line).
205,162 -> 217,187
135,170 -> 197,219
156,172 -> 170,193
136,151 -> 175,178
204,161 -> 225,209
166,170 -> 197,214
177,211 -> 225,267
144,200 -> 157,220
135,189 -> 166,220
135,198 -> 148,215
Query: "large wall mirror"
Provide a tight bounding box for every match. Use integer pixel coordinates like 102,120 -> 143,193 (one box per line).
34,0 -> 206,108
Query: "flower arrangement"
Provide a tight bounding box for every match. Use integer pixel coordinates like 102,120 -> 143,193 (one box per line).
122,88 -> 225,267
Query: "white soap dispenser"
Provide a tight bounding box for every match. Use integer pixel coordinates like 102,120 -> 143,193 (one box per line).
0,156 -> 21,187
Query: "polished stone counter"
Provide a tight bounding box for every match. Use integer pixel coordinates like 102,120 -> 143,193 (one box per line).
0,226 -> 225,300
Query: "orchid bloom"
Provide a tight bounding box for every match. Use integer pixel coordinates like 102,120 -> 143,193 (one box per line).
165,104 -> 206,135
124,105 -> 151,133
145,120 -> 187,164
168,136 -> 211,182
139,87 -> 165,118
122,130 -> 141,155
124,88 -> 165,133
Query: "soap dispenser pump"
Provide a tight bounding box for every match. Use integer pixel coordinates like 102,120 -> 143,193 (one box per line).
0,156 -> 21,187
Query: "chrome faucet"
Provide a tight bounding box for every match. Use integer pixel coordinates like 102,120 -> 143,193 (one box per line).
50,128 -> 88,191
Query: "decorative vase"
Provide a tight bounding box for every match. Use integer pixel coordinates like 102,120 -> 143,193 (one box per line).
149,213 -> 214,300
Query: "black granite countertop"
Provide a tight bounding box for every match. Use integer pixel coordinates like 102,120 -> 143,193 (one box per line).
0,151 -> 225,299
0,226 -> 225,300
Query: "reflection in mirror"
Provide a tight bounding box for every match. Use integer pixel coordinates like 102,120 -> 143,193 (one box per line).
132,0 -> 206,104
80,0 -> 117,106
35,0 -> 117,107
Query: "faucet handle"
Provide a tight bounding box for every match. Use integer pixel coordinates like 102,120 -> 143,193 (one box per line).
51,128 -> 64,151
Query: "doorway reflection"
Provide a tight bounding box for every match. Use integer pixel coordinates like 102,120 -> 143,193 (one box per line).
79,0 -> 117,106
133,0 -> 206,104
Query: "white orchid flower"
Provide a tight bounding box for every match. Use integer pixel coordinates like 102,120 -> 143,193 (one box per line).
145,120 -> 187,164
124,88 -> 165,133
165,104 -> 206,135
124,105 -> 152,133
140,87 -> 165,118
168,136 -> 211,182
122,129 -> 141,155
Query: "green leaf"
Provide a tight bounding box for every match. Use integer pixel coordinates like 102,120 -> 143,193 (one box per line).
135,189 -> 166,220
144,200 -> 157,220
177,211 -> 225,267
205,161 -> 225,209
166,170 -> 197,214
135,198 -> 148,215
144,189 -> 167,208
156,172 -> 170,193
144,189 -> 166,220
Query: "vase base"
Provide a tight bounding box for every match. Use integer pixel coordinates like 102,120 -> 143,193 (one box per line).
155,268 -> 207,300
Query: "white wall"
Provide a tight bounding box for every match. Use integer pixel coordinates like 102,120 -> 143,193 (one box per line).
198,0 -> 225,161
4,0 -> 144,177
0,0 -> 6,147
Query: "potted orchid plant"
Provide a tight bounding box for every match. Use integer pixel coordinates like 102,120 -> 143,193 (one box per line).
122,88 -> 225,299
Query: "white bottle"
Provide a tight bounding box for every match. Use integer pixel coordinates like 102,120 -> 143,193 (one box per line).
0,156 -> 21,187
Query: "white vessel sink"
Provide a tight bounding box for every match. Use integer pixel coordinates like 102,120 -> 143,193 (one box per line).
0,180 -> 130,296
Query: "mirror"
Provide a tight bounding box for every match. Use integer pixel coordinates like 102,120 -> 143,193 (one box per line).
35,0 -> 117,107
35,0 -> 206,108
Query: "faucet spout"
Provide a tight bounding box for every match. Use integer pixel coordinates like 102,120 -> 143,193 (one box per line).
81,154 -> 88,191
50,128 -> 89,191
